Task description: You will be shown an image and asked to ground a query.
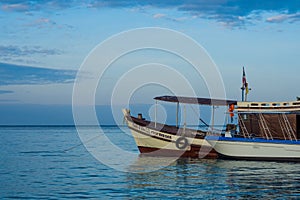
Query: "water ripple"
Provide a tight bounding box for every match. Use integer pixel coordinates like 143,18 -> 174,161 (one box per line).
1,127 -> 300,199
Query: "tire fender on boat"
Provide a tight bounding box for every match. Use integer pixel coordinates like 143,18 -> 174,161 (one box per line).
176,137 -> 189,150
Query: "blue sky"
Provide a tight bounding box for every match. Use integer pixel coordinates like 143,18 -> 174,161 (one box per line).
0,0 -> 300,124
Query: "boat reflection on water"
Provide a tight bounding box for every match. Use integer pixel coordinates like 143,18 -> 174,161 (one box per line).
126,157 -> 300,199
127,155 -> 180,173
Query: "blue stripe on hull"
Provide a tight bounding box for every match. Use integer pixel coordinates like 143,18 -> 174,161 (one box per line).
206,136 -> 300,145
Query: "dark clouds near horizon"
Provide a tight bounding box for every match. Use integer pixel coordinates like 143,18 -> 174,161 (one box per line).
1,0 -> 300,27
0,45 -> 63,64
0,45 -> 62,58
0,62 -> 76,86
0,90 -> 14,94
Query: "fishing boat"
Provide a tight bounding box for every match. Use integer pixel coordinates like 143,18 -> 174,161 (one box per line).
122,96 -> 237,158
205,100 -> 300,161
124,67 -> 300,161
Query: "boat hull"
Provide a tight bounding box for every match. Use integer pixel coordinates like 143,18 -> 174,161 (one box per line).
206,136 -> 300,162
124,114 -> 217,158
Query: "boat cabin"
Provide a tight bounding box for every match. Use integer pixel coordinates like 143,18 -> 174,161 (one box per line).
236,101 -> 300,140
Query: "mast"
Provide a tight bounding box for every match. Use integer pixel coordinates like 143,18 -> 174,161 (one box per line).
241,86 -> 245,102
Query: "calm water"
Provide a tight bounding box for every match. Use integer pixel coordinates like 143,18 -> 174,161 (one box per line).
1,126 -> 300,199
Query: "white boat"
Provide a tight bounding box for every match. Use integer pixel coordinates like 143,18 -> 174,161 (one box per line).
206,100 -> 300,161
123,96 -> 237,158
205,136 -> 300,161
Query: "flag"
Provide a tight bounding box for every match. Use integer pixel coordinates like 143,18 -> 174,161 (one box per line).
242,66 -> 246,88
242,67 -> 249,95
245,82 -> 249,95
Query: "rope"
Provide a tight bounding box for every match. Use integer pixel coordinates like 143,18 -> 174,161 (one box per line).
63,134 -> 102,153
189,104 -> 209,127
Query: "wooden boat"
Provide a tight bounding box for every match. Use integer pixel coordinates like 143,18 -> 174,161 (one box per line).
124,67 -> 300,161
206,100 -> 300,161
123,96 -> 237,158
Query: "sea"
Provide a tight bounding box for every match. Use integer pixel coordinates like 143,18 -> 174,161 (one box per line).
1,126 -> 300,199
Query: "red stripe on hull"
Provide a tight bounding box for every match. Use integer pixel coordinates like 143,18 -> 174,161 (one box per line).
138,146 -> 218,159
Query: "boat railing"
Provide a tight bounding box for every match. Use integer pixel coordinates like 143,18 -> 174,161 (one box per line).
237,101 -> 300,113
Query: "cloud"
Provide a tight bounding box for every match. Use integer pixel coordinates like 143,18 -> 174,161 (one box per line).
0,90 -> 13,94
0,99 -> 18,102
0,45 -> 63,65
1,3 -> 28,12
152,13 -> 189,22
1,1 -> 300,27
0,1 -> 78,12
22,17 -> 58,29
0,45 -> 62,59
30,17 -> 56,26
0,62 -> 76,86
266,12 -> 300,23
153,13 -> 166,19
88,0 -> 300,27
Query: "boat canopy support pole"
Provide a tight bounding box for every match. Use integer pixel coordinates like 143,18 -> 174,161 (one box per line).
212,105 -> 215,133
155,100 -> 157,128
183,104 -> 186,134
176,102 -> 179,128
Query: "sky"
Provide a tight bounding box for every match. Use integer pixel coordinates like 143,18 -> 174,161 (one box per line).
0,0 -> 300,125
